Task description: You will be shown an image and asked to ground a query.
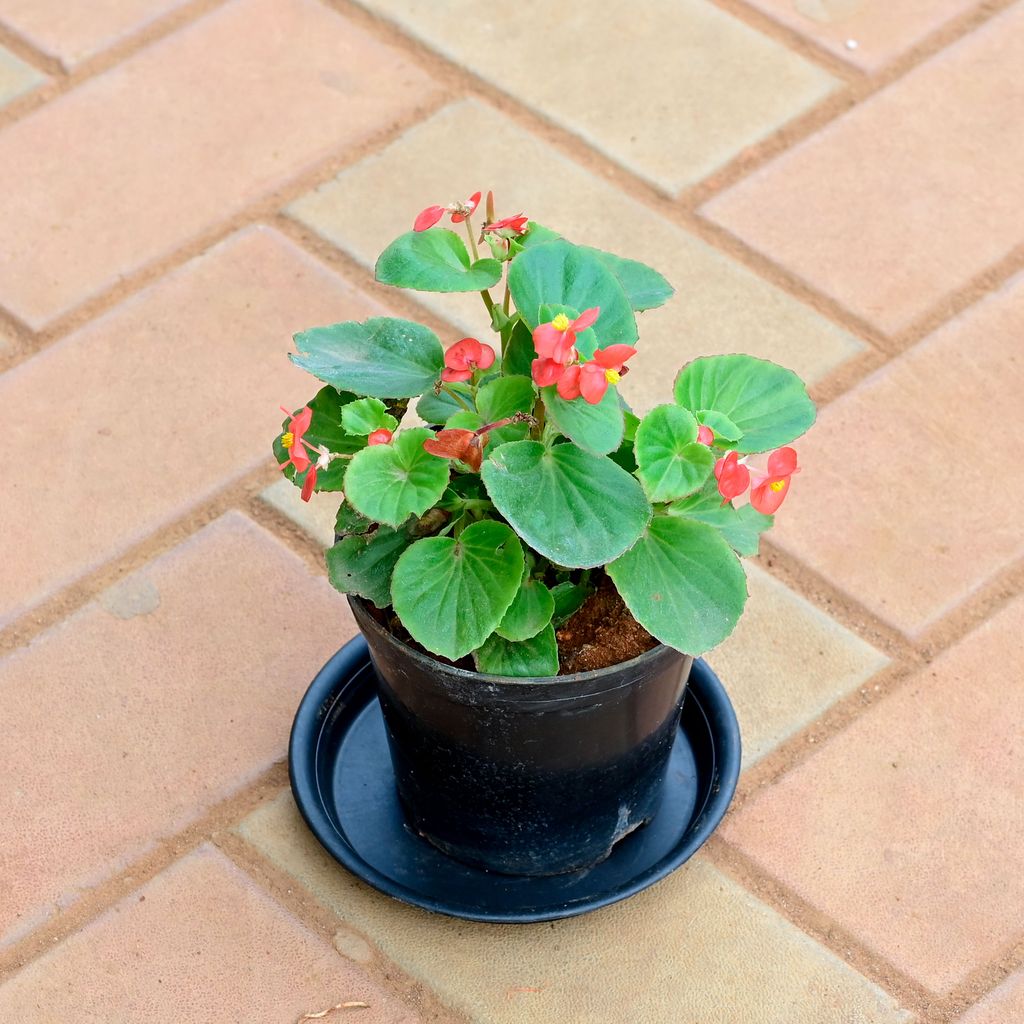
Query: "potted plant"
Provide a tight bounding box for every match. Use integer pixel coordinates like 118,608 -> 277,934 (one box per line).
274,191 -> 814,877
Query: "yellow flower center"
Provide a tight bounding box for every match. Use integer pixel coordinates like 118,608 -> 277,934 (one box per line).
769,479 -> 786,492
281,431 -> 294,449
604,369 -> 621,385
551,313 -> 571,332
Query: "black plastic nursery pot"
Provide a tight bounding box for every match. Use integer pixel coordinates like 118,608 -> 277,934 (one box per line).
348,597 -> 694,877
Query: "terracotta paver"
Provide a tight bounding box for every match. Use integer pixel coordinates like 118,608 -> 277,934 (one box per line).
357,1 -> 836,194
240,795 -> 910,1024
260,478 -> 342,551
958,970 -> 1024,1024
703,4 -> 1024,334
747,0 -> 979,71
723,594 -> 1024,994
0,0 -> 188,69
768,272 -> 1024,636
0,226 -> 382,628
711,564 -> 887,767
290,100 -> 863,402
0,512 -> 354,946
0,43 -> 45,103
0,0 -> 441,329
0,845 -> 418,1023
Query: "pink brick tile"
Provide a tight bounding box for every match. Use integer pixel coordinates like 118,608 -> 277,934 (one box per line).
0,845 -> 418,1023
746,0 -> 979,71
766,272 -> 1024,635
723,595 -> 1024,994
0,0 -> 441,329
703,5 -> 1024,334
0,0 -> 188,69
0,42 -> 45,103
959,970 -> 1024,1024
0,226 -> 379,628
0,512 -> 355,945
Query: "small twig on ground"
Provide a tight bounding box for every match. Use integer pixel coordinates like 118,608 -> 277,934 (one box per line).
297,1001 -> 370,1022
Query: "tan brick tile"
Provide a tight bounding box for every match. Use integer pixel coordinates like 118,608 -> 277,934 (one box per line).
0,513 -> 354,945
711,564 -> 887,768
0,43 -> 45,103
240,795 -> 910,1024
0,0 -> 187,69
0,845 -> 418,1022
290,100 -> 863,405
0,0 -> 441,329
260,478 -> 341,550
723,594 -> 1024,994
0,226 -> 379,628
703,5 -> 1024,334
356,2 -> 835,194
959,970 -> 1024,1024
767,272 -> 1024,635
746,0 -> 979,71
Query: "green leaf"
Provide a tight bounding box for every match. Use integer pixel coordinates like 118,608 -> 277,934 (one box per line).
674,355 -> 815,454
334,500 -> 372,537
589,249 -> 674,311
375,229 -> 503,293
326,524 -> 414,608
502,319 -> 535,377
391,520 -> 525,661
634,404 -> 715,502
550,580 -> 591,625
477,374 -> 535,448
666,485 -> 773,557
344,427 -> 450,527
542,385 -> 624,456
273,385 -> 361,493
341,397 -> 399,436
481,441 -> 651,569
607,516 -> 748,655
508,240 -> 637,348
695,409 -> 742,443
519,222 -> 561,248
292,318 -> 445,399
473,624 -> 559,677
495,578 -> 555,641
417,383 -> 474,424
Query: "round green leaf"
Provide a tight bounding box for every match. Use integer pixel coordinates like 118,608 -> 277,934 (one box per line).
273,385 -> 361,493
495,578 -> 555,641
588,248 -> 674,311
292,317 -> 445,399
391,520 -> 525,661
634,404 -> 715,502
476,375 -> 536,421
341,397 -> 398,436
474,624 -> 559,677
674,354 -> 815,454
542,385 -> 624,456
375,229 -> 503,293
481,441 -> 651,569
508,240 -> 637,348
666,484 -> 772,557
607,516 -> 748,655
326,524 -> 413,608
695,409 -> 741,443
501,319 -> 536,377
417,383 -> 474,424
344,427 -> 450,527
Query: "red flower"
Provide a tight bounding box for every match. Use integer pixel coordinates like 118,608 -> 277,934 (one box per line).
697,424 -> 714,446
532,308 -> 599,365
714,451 -> 750,505
532,357 -> 568,388
367,428 -> 393,446
557,345 -> 636,405
279,405 -> 314,473
483,213 -> 529,235
749,447 -> 800,515
300,464 -> 317,502
441,337 -> 496,383
413,191 -> 481,231
423,428 -> 487,473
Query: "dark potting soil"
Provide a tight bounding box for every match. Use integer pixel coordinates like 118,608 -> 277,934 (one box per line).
367,572 -> 657,677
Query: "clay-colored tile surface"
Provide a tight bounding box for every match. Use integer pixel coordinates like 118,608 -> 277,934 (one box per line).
710,564 -> 887,767
0,226 -> 380,627
0,0 -> 188,68
0,845 -> 418,1023
0,0 -> 441,328
240,795 -> 911,1024
356,1 -> 835,193
768,272 -> 1024,635
0,513 -> 355,945
0,43 -> 45,102
703,4 -> 1024,334
290,100 -> 863,404
958,970 -> 1024,1024
747,0 -> 980,71
724,595 -> 1024,994
260,478 -> 342,550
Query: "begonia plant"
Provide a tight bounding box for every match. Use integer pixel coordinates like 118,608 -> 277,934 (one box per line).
273,191 -> 815,676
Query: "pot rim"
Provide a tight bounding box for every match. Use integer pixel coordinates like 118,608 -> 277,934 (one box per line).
348,596 -> 689,695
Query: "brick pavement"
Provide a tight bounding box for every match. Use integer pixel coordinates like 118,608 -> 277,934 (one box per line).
1,1 -> 1021,1020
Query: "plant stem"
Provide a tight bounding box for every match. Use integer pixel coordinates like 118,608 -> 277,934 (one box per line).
463,215 -> 480,262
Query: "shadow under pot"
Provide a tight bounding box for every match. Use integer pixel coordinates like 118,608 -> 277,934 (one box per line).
348,597 -> 694,877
